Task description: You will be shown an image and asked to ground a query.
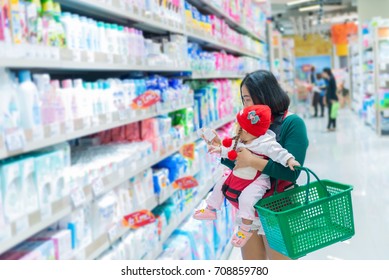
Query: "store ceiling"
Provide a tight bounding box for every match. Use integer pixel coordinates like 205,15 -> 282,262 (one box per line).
270,0 -> 358,36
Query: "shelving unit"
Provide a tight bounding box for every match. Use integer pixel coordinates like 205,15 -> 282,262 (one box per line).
359,19 -> 389,135
0,0 -> 269,260
349,34 -> 363,113
0,114 -> 235,257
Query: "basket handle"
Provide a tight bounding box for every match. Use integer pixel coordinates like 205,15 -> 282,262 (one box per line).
273,166 -> 331,205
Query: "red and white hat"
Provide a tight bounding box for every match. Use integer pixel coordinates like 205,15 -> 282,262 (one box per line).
237,105 -> 271,137
221,105 -> 271,160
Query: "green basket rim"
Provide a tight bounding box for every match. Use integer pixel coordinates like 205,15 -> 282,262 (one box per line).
255,180 -> 353,216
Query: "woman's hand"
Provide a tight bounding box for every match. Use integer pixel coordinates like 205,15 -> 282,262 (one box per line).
234,148 -> 255,169
287,158 -> 300,171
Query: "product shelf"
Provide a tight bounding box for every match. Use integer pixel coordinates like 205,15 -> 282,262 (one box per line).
69,115 -> 233,260
186,29 -> 264,60
0,200 -> 72,255
0,100 -> 194,161
187,0 -> 266,43
56,0 -> 264,60
57,0 -> 185,35
190,71 -> 245,80
0,56 -> 190,72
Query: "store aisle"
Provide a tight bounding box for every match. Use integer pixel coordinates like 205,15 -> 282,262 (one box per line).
229,109 -> 389,260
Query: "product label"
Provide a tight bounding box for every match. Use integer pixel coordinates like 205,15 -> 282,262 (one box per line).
14,216 -> 29,235
64,120 -> 74,134
118,110 -> 128,121
179,143 -> 195,160
32,126 -> 44,141
131,90 -> 160,109
5,128 -> 26,152
92,177 -> 105,197
48,123 -> 61,138
123,210 -> 156,229
108,222 -> 121,243
70,187 -> 86,208
172,176 -> 199,190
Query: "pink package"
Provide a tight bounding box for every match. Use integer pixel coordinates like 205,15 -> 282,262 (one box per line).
141,118 -> 158,140
98,130 -> 112,144
111,126 -> 126,142
125,122 -> 141,142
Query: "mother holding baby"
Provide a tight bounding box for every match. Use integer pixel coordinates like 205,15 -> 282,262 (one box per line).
205,70 -> 309,260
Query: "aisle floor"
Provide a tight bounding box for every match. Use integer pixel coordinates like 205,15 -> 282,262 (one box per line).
229,109 -> 389,260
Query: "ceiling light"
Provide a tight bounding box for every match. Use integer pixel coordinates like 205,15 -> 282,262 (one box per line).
299,5 -> 321,12
287,0 -> 313,6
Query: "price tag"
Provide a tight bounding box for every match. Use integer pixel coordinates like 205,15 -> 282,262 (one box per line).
14,216 -> 29,235
72,49 -> 81,62
32,126 -> 44,141
118,168 -> 125,178
107,53 -> 114,64
108,223 -> 119,243
83,117 -> 91,129
5,128 -> 26,152
86,51 -> 94,63
49,123 -> 61,137
70,187 -> 86,208
91,116 -> 100,127
119,110 -> 128,121
380,63 -> 387,71
92,177 -> 105,197
40,204 -> 52,220
65,120 -> 74,134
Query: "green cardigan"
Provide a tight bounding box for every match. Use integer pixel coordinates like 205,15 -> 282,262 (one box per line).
221,114 -> 309,182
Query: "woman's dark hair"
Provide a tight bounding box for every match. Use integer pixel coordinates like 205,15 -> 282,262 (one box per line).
323,68 -> 333,77
240,70 -> 290,116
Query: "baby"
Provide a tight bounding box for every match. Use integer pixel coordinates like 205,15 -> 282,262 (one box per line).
193,105 -> 300,247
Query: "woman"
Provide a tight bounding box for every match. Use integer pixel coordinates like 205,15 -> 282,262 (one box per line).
322,68 -> 338,131
313,73 -> 326,117
208,70 -> 309,259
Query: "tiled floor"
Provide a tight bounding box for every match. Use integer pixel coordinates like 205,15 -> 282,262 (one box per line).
229,108 -> 389,260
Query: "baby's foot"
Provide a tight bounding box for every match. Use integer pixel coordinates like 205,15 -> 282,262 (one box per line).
193,207 -> 217,220
231,224 -> 253,247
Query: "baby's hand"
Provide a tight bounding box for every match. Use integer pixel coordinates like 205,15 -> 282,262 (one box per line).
287,158 -> 300,171
207,145 -> 221,155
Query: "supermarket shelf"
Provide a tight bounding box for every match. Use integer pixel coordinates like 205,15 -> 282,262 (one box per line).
77,116 -> 233,259
58,0 -> 185,35
186,28 -> 264,60
188,0 -> 266,43
190,72 -> 245,80
0,199 -> 72,255
0,100 -> 194,160
0,56 -> 190,72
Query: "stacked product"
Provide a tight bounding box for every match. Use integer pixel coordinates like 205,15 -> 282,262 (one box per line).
188,43 -> 263,75
0,1 -> 189,67
186,79 -> 239,129
0,69 -> 193,147
184,1 -> 264,56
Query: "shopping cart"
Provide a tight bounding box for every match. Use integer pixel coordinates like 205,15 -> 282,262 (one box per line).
254,166 -> 355,259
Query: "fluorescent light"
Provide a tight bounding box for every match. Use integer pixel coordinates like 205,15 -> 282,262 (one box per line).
287,0 -> 313,6
299,4 -> 320,12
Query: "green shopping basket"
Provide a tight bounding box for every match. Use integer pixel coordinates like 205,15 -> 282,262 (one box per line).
254,166 -> 355,259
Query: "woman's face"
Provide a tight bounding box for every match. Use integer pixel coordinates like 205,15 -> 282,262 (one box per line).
241,85 -> 254,108
322,72 -> 329,79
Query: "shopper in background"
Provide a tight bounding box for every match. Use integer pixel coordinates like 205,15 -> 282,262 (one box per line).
322,68 -> 338,131
204,70 -> 309,260
312,73 -> 326,117
338,81 -> 350,108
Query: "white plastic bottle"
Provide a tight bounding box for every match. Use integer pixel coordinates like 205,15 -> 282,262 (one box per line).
61,12 -> 75,50
17,70 -> 42,129
0,68 -> 21,130
97,22 -> 107,53
61,79 -> 76,121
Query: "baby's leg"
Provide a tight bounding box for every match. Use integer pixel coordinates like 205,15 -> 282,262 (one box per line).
231,177 -> 269,247
193,169 -> 231,220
